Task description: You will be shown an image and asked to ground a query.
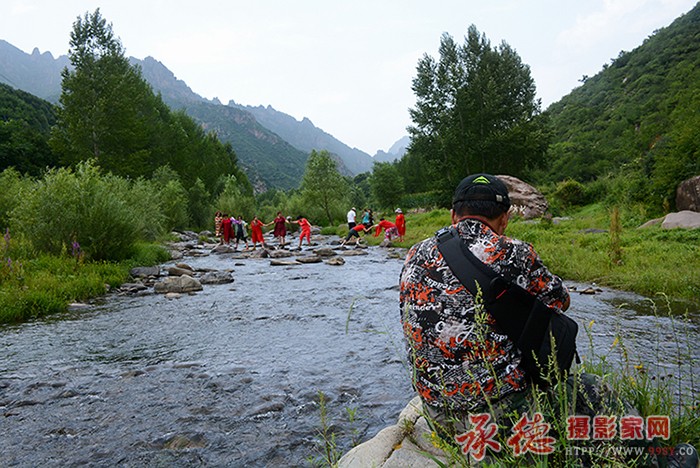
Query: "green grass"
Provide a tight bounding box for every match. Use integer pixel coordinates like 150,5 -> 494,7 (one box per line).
0,239 -> 170,324
396,206 -> 699,304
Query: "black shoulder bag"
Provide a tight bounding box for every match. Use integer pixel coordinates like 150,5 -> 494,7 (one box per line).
436,227 -> 579,386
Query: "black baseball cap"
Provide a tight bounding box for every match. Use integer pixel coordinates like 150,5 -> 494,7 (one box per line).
452,173 -> 511,208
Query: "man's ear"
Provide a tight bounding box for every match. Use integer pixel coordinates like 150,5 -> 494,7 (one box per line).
496,211 -> 509,234
450,209 -> 458,224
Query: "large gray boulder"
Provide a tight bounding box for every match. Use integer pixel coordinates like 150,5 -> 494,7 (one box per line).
662,211 -> 700,229
269,249 -> 293,259
129,266 -> 160,278
154,275 -> 203,294
167,265 -> 194,277
296,255 -> 323,264
325,256 -> 345,266
211,244 -> 235,254
199,271 -> 235,285
313,247 -> 336,257
496,174 -> 548,219
676,175 -> 700,212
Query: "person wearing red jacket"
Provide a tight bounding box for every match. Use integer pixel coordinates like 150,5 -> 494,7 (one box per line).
292,216 -> 312,249
250,216 -> 266,250
340,223 -> 371,246
374,218 -> 399,241
395,208 -> 406,242
221,214 -> 233,244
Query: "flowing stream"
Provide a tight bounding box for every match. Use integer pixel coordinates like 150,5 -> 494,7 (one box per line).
1,240 -> 698,467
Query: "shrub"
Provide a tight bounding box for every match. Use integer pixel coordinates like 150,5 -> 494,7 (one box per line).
0,168 -> 31,230
553,179 -> 587,208
9,161 -> 143,261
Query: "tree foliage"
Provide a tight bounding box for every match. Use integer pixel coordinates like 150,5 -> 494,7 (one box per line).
50,9 -> 251,200
0,83 -> 59,175
407,25 -> 548,202
300,150 -> 348,225
370,162 -> 404,210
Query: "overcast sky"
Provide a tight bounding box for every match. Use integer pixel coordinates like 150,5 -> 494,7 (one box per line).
1,0 -> 696,155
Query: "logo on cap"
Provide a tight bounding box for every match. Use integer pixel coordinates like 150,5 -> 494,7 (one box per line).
473,175 -> 491,184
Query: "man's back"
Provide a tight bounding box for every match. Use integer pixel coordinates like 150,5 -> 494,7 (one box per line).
400,217 -> 568,415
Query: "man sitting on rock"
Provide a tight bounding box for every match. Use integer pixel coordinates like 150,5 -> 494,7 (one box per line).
399,173 -> 570,434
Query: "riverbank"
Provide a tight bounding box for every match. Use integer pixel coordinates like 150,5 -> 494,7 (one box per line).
360,204 -> 699,305
0,237 -> 169,323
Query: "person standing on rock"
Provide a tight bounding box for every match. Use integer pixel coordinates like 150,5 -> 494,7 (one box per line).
214,211 -> 224,244
374,218 -> 398,241
250,216 -> 266,250
291,215 -> 312,249
233,215 -> 250,251
347,207 -> 357,230
399,173 -> 571,437
267,211 -> 287,248
395,208 -> 406,242
221,213 -> 233,245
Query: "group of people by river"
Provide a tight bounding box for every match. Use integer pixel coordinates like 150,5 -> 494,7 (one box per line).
340,207 -> 406,246
212,207 -> 407,251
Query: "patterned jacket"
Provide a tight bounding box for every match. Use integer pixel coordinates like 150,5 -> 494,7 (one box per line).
399,217 -> 569,414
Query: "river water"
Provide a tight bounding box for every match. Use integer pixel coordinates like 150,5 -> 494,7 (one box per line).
1,239 -> 698,467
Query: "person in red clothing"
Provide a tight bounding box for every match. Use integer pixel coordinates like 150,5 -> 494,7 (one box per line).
374,218 -> 399,241
250,215 -> 266,250
221,214 -> 233,244
267,211 -> 287,247
291,215 -> 312,249
340,223 -> 372,246
395,208 -> 406,242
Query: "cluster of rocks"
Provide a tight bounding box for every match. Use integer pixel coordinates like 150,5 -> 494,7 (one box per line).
122,262 -> 234,299
119,231 -> 405,298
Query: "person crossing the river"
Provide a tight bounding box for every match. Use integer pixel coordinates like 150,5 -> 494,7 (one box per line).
340,223 -> 372,246
291,215 -> 312,249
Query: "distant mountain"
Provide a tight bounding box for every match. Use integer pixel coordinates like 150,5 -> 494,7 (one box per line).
229,102 -> 373,174
373,135 -> 410,163
0,41 -> 389,189
0,40 -> 68,103
0,43 -> 308,190
134,57 -> 309,190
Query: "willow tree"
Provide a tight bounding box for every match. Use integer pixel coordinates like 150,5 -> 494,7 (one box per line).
408,25 -> 549,200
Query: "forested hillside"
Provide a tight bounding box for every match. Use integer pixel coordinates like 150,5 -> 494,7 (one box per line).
230,102 -> 373,175
544,2 -> 699,210
0,82 -> 58,174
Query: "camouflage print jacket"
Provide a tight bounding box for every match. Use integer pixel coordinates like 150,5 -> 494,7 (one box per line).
399,217 -> 569,414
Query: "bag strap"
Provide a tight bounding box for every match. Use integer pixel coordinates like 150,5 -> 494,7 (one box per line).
436,226 -> 551,355
435,227 -> 498,300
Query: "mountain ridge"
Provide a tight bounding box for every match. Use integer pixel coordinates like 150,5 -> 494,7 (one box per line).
0,41 -> 408,189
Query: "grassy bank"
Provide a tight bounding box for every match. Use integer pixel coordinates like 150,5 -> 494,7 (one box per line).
0,237 -> 170,324
360,205 -> 699,304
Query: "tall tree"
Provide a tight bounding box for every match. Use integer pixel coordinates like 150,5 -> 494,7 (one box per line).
50,9 -> 164,178
300,150 -> 348,225
370,162 -> 404,210
408,26 -> 549,201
